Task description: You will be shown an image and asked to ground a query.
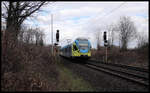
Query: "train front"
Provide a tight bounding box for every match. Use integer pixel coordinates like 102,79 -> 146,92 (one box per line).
73,38 -> 91,58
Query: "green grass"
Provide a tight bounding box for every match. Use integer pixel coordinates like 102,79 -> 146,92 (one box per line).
56,63 -> 94,91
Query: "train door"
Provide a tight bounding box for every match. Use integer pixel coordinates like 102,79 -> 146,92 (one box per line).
72,43 -> 79,56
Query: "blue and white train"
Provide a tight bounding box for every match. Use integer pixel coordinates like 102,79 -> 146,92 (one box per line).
60,37 -> 91,59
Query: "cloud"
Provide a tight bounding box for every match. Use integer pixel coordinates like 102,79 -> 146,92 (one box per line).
22,1 -> 148,49
59,6 -> 103,18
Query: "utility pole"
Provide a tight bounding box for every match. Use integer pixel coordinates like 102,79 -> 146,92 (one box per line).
51,14 -> 53,55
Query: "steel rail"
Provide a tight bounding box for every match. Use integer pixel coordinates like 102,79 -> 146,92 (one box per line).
84,63 -> 149,87
89,59 -> 149,73
87,61 -> 149,80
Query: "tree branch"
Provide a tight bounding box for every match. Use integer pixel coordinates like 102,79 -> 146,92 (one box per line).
19,2 -> 46,18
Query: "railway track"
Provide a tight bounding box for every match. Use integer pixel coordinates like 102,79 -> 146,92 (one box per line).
89,59 -> 149,73
60,56 -> 149,87
84,60 -> 149,87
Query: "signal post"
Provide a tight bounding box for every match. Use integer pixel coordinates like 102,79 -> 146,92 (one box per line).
54,30 -> 59,56
103,31 -> 108,63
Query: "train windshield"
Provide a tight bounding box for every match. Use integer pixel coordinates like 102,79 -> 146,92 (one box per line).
78,40 -> 89,50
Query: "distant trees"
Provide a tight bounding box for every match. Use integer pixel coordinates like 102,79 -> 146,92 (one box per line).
104,16 -> 137,51
24,28 -> 34,44
18,25 -> 45,46
136,32 -> 148,49
107,24 -> 117,47
35,28 -> 45,46
95,30 -> 102,50
116,16 -> 137,51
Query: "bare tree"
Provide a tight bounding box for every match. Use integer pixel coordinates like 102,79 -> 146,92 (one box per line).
34,28 -> 45,46
18,24 -> 27,43
117,16 -> 137,51
95,30 -> 102,50
107,24 -> 117,47
39,32 -> 45,46
136,32 -> 148,49
35,28 -> 41,45
38,30 -> 45,46
23,28 -> 35,44
2,1 -> 47,47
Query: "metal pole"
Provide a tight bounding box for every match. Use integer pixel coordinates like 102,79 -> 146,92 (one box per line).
51,14 -> 53,55
106,46 -> 107,63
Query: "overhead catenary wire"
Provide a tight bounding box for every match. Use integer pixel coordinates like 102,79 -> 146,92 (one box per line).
101,2 -> 126,19
92,2 -> 126,31
93,2 -> 126,32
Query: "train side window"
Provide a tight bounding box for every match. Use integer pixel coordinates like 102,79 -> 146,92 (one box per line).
73,45 -> 77,51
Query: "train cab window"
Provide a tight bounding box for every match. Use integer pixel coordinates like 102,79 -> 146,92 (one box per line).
73,45 -> 78,51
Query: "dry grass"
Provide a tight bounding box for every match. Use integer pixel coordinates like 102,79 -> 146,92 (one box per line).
91,45 -> 149,69
1,40 -> 60,91
1,40 -> 94,91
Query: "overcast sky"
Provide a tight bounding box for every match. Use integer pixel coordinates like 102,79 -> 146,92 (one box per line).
2,1 -> 148,49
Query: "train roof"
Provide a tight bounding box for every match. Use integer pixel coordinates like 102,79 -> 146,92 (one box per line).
76,37 -> 88,41
60,43 -> 72,50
